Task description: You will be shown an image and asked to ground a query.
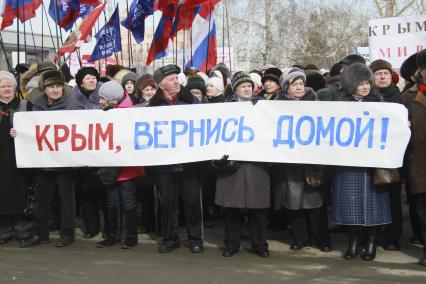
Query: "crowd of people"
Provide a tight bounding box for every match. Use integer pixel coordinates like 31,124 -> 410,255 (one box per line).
0,50 -> 425,266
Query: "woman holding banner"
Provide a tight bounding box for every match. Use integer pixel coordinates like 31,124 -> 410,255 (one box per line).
330,63 -> 391,261
0,71 -> 32,245
272,67 -> 331,252
215,71 -> 270,258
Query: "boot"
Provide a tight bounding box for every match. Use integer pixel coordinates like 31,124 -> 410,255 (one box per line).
419,248 -> 426,266
361,226 -> 378,261
97,207 -> 119,248
122,208 -> 138,249
344,226 -> 360,260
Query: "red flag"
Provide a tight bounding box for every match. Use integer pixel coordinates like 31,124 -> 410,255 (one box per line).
78,0 -> 101,5
59,1 -> 107,56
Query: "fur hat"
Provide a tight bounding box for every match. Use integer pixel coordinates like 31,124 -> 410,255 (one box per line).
206,76 -> 224,94
249,72 -> 262,88
262,67 -> 282,85
305,70 -> 325,91
340,54 -> 366,66
329,62 -> 342,77
113,69 -> 131,84
400,53 -> 418,83
153,64 -> 181,83
136,74 -> 157,94
341,63 -> 373,95
38,70 -> 65,90
279,67 -> 306,91
37,61 -> 57,73
369,59 -> 392,74
122,72 -> 138,85
75,67 -> 99,88
186,75 -> 207,96
231,71 -> 254,91
106,64 -> 124,78
416,49 -> 426,70
304,64 -> 319,71
0,71 -> 17,88
98,80 -> 124,105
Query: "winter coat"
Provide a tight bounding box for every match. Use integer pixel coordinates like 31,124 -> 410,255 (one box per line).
377,84 -> 401,104
401,84 -> 426,195
271,87 -> 325,210
26,84 -> 73,104
148,86 -> 200,173
71,82 -> 103,109
33,92 -> 84,111
0,96 -> 32,215
330,90 -> 391,225
215,95 -> 270,209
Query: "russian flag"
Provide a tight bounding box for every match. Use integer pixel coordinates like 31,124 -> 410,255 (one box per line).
1,0 -> 42,30
185,16 -> 217,72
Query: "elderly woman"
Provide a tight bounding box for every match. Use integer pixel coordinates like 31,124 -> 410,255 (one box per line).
215,72 -> 270,258
272,68 -> 331,252
330,63 -> 391,261
134,74 -> 157,107
0,71 -> 32,245
72,67 -> 102,109
20,70 -> 83,248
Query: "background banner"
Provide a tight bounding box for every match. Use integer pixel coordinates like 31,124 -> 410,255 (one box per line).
14,101 -> 410,168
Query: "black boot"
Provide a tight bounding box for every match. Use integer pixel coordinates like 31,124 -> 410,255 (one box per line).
419,248 -> 426,266
97,207 -> 119,248
344,226 -> 360,260
361,226 -> 378,261
122,208 -> 138,249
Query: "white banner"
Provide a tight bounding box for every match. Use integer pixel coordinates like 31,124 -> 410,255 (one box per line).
368,15 -> 426,68
14,101 -> 410,168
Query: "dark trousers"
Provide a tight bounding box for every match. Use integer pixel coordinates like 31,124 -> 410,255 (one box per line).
0,215 -> 32,241
106,180 -> 137,210
156,171 -> 202,245
135,175 -> 156,231
224,207 -> 268,251
33,172 -> 75,239
414,193 -> 426,253
288,206 -> 330,246
382,183 -> 403,245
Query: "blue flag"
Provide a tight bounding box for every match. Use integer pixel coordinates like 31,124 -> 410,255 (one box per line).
121,0 -> 154,44
88,6 -> 122,62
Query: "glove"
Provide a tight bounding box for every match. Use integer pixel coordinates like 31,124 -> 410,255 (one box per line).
215,154 -> 229,167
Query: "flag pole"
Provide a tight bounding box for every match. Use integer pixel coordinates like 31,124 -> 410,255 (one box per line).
42,4 -> 45,61
29,20 -> 39,63
205,4 -> 213,73
16,0 -> 22,98
53,0 -> 63,66
225,0 -> 232,72
42,2 -> 57,54
126,0 -> 132,69
152,12 -> 155,70
22,9 -> 28,63
222,1 -> 225,63
0,33 -> 13,72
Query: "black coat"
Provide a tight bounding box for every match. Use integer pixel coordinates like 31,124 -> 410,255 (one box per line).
0,97 -> 31,215
272,88 -> 325,210
377,84 -> 401,104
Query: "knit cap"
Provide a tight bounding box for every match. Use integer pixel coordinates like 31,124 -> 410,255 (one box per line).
98,80 -> 124,105
279,67 -> 306,91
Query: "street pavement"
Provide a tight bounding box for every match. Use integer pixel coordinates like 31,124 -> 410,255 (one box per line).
1,218 -> 425,284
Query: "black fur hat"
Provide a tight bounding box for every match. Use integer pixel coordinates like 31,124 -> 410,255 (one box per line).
400,53 -> 418,83
416,49 -> 426,70
305,70 -> 325,91
341,63 -> 373,95
340,54 -> 366,66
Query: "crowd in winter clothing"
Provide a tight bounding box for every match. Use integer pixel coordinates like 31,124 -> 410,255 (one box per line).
1,50 -> 426,267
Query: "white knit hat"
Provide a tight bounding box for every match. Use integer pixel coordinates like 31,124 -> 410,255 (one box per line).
249,72 -> 262,88
99,80 -> 124,105
206,76 -> 224,94
0,71 -> 17,88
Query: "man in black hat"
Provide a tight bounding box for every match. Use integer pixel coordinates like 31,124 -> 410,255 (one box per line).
148,64 -> 204,254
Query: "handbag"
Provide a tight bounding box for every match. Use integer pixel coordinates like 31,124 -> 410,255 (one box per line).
305,165 -> 328,188
373,168 -> 401,186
